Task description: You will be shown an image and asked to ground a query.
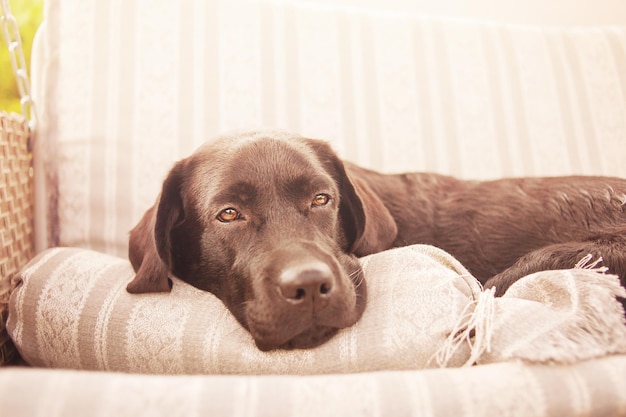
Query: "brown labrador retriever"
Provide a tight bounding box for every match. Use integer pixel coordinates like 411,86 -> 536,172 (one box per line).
127,130 -> 626,350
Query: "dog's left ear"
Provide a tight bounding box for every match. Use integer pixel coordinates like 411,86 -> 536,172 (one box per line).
343,173 -> 398,255
307,139 -> 398,256
127,160 -> 188,293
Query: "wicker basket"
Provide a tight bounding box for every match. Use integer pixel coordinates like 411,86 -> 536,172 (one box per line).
0,111 -> 34,365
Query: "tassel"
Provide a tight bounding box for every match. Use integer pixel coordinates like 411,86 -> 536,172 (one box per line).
433,287 -> 497,367
574,253 -> 608,273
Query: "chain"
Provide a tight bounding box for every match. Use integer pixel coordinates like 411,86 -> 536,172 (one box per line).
1,0 -> 36,131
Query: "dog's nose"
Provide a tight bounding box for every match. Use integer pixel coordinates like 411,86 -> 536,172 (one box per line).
278,261 -> 334,303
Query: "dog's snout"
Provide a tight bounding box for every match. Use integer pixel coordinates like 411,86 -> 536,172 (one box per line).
278,261 -> 334,303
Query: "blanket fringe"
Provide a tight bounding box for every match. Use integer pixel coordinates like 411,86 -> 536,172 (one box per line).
433,267 -> 626,367
433,288 -> 497,367
574,253 -> 608,273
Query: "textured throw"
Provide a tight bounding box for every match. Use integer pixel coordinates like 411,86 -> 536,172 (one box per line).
7,245 -> 626,374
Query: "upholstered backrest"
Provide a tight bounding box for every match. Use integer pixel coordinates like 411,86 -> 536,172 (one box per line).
33,0 -> 626,256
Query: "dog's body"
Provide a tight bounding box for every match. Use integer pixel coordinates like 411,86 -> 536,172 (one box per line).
348,163 -> 626,293
128,130 -> 626,350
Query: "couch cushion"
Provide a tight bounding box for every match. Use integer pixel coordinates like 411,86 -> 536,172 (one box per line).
7,245 -> 626,374
2,356 -> 626,417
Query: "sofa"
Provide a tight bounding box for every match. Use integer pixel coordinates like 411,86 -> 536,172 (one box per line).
1,0 -> 626,415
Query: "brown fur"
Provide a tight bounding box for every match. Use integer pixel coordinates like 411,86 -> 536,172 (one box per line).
128,132 -> 626,350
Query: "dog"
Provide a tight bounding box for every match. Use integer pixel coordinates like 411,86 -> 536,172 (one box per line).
127,130 -> 626,350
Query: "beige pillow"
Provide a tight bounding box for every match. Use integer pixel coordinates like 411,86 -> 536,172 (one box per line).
7,245 -> 479,374
8,245 -> 626,374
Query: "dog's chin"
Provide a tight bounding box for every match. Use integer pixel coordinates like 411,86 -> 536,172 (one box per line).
253,326 -> 340,352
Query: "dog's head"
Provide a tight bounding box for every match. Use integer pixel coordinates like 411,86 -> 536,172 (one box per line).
127,130 -> 397,350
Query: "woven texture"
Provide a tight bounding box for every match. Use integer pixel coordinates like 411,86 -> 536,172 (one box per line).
0,111 -> 34,366
8,246 -> 478,373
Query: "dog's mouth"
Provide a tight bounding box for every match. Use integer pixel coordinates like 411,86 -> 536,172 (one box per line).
244,302 -> 364,351
253,325 -> 341,351
243,267 -> 367,352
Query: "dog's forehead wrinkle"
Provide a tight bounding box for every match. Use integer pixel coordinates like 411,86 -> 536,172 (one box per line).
213,180 -> 258,205
188,133 -> 326,194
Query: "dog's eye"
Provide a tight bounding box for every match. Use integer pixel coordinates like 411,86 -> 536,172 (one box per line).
217,208 -> 240,222
312,194 -> 330,207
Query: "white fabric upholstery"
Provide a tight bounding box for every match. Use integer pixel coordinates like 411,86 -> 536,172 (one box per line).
2,357 -> 626,417
33,0 -> 626,256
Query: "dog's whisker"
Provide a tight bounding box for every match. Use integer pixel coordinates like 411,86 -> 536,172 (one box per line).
236,301 -> 249,316
349,268 -> 365,289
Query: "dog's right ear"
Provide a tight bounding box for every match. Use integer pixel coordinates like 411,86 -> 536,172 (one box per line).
305,139 -> 397,256
127,161 -> 187,294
